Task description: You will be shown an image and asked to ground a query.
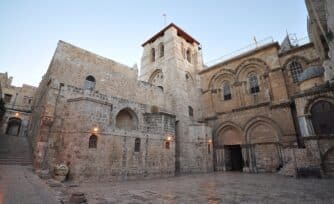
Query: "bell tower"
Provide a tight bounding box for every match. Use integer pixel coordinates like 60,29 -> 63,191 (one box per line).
139,23 -> 213,174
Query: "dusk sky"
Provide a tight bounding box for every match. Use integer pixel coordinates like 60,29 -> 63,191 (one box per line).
1,0 -> 308,86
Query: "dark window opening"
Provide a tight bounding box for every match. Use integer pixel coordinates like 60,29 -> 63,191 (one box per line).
223,83 -> 232,101
89,135 -> 97,148
249,74 -> 260,94
4,94 -> 12,104
311,101 -> 334,135
165,141 -> 170,149
188,106 -> 194,117
135,138 -> 141,152
208,143 -> 211,154
186,49 -> 191,63
159,43 -> 164,58
151,48 -> 155,62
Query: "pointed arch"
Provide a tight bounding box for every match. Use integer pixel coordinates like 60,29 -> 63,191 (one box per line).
235,58 -> 270,82
214,122 -> 244,146
244,116 -> 282,144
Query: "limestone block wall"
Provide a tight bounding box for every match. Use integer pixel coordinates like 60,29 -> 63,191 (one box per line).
29,76 -> 176,180
199,44 -> 290,119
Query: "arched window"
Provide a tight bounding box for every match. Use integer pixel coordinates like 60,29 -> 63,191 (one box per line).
222,82 -> 232,100
188,106 -> 194,117
159,43 -> 164,58
84,75 -> 96,90
311,101 -> 334,135
151,48 -> 155,62
148,69 -> 163,89
135,138 -> 141,152
289,60 -> 303,83
248,73 -> 260,94
186,49 -> 191,63
116,108 -> 138,131
89,135 -> 97,148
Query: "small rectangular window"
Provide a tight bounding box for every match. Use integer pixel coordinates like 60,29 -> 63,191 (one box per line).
208,143 -> 211,154
250,86 -> 260,94
224,94 -> 232,100
4,94 -> 12,104
135,138 -> 141,152
165,141 -> 170,149
188,106 -> 194,117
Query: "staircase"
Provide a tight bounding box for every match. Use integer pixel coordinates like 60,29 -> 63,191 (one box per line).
0,134 -> 32,166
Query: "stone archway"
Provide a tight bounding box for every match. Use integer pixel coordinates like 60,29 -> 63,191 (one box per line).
214,123 -> 244,171
246,120 -> 281,173
6,117 -> 22,136
115,108 -> 138,131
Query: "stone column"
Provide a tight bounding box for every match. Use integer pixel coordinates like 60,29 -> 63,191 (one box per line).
298,115 -> 315,137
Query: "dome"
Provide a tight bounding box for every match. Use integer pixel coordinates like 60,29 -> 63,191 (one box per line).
298,66 -> 324,82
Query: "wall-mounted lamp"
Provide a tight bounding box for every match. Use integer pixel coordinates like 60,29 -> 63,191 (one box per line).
208,139 -> 212,143
15,112 -> 19,117
93,127 -> 99,132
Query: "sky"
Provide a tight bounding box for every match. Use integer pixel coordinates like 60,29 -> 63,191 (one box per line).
0,0 -> 309,87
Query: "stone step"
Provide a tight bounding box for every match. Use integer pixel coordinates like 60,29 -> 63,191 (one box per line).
0,160 -> 32,165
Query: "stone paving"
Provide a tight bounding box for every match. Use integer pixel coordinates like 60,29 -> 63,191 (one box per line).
65,172 -> 334,204
0,165 -> 59,204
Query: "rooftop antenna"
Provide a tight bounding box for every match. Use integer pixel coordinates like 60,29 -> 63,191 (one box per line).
163,13 -> 167,26
253,36 -> 258,47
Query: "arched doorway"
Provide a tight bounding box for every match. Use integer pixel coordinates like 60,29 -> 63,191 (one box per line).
214,124 -> 244,171
310,100 -> 334,135
6,117 -> 22,136
247,121 -> 280,173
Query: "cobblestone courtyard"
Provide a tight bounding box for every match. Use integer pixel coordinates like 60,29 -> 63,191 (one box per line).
66,172 -> 334,204
0,165 -> 334,204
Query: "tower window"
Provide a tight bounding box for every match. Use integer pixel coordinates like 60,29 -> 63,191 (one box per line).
248,73 -> 260,94
89,135 -> 97,148
186,48 -> 191,63
289,60 -> 303,83
188,106 -> 194,117
159,43 -> 164,58
151,48 -> 155,62
208,143 -> 211,154
135,138 -> 141,152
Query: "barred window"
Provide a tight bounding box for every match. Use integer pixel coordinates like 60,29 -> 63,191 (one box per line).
89,135 -> 97,148
249,73 -> 260,94
289,61 -> 303,83
222,82 -> 232,100
135,138 -> 141,152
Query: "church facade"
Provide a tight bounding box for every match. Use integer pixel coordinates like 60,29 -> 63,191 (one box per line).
1,0 -> 334,180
